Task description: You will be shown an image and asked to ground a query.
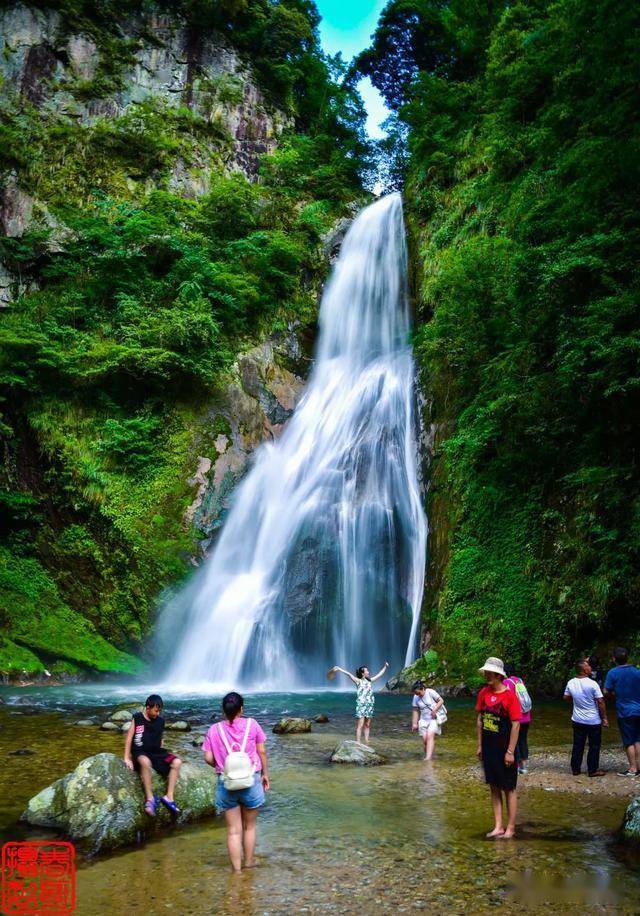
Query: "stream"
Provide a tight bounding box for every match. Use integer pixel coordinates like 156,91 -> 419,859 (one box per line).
1,686 -> 638,914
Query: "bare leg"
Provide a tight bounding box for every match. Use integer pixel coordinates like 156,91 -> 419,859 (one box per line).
486,786 -> 505,837
137,756 -> 154,801
626,743 -> 638,773
363,717 -> 372,743
224,808 -> 243,873
241,807 -> 259,867
356,717 -> 364,742
498,789 -> 518,838
164,758 -> 181,802
634,743 -> 640,773
425,730 -> 436,760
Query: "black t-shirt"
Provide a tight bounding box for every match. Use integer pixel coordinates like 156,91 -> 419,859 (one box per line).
132,711 -> 165,756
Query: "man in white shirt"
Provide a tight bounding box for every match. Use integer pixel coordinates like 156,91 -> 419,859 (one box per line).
563,659 -> 609,777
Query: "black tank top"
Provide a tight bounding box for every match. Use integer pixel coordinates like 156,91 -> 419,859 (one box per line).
132,711 -> 164,755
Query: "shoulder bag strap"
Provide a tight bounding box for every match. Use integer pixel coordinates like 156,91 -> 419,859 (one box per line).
218,721 -> 233,754
240,718 -> 252,753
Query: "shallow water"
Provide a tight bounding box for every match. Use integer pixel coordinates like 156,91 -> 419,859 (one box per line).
1,686 -> 638,914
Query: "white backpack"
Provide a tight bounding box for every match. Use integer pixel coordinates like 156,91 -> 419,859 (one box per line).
218,718 -> 255,790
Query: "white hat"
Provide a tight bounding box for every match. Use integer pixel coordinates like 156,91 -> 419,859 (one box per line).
479,656 -> 506,677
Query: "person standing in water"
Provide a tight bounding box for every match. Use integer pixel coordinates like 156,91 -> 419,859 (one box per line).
411,680 -> 445,760
476,657 -> 522,839
330,661 -> 389,743
202,692 -> 269,873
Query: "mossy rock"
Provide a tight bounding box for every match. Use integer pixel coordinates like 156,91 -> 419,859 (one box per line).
622,797 -> 640,843
330,740 -> 387,766
75,720 -> 97,727
21,752 -> 216,854
272,717 -> 312,734
100,721 -> 121,732
109,709 -> 133,722
166,720 -> 191,731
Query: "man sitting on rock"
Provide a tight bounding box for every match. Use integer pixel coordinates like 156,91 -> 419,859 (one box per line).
124,694 -> 182,816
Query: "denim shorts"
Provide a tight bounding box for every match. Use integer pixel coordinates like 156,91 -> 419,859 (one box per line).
215,773 -> 265,812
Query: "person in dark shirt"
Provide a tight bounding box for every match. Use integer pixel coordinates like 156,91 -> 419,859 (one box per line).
604,647 -> 640,776
124,694 -> 183,816
476,657 -> 522,839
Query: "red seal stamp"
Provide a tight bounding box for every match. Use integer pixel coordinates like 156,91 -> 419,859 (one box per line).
1,841 -> 75,915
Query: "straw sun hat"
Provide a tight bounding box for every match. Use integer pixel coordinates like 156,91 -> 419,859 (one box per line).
479,656 -> 506,677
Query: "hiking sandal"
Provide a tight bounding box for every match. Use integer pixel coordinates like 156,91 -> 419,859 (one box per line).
160,797 -> 181,816
144,796 -> 158,817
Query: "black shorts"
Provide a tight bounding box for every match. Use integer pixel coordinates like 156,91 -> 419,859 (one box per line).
133,751 -> 177,777
481,739 -> 518,791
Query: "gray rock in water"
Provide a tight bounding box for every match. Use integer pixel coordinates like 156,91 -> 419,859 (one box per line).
121,723 -> 131,733
21,752 -> 216,854
109,709 -> 133,722
272,717 -> 312,735
314,714 -> 330,723
100,721 -> 121,732
166,720 -> 191,731
11,748 -> 36,756
75,720 -> 97,727
330,740 -> 387,766
191,735 -> 205,747
622,797 -> 640,843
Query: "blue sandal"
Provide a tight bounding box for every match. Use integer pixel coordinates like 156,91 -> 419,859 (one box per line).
144,796 -> 158,817
160,796 -> 181,816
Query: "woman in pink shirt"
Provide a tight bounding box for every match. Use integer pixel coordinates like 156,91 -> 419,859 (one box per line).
203,692 -> 270,873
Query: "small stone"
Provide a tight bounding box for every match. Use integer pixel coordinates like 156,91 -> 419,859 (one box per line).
11,748 -> 36,756
191,735 -> 204,747
272,717 -> 312,735
75,720 -> 97,727
314,714 -> 330,723
165,721 -> 191,731
100,721 -> 121,732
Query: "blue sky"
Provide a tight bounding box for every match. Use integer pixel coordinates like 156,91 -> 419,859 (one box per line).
314,0 -> 390,139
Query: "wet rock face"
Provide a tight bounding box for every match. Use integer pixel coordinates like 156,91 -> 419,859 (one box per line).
0,5 -> 291,183
329,740 -> 387,766
21,752 -> 216,854
622,797 -> 640,843
185,331 -> 308,555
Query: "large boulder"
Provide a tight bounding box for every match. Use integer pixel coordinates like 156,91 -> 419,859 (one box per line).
622,797 -> 640,843
272,717 -> 312,735
330,740 -> 387,766
21,752 -> 216,854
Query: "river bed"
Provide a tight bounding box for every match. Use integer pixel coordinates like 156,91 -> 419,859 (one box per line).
0,686 -> 638,914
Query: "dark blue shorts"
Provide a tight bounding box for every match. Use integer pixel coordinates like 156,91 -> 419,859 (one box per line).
618,715 -> 640,747
215,773 -> 265,811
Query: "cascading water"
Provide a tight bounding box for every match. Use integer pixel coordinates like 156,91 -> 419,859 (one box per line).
157,193 -> 427,690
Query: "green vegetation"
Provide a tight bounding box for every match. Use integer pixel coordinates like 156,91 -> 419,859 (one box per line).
0,0 -> 370,677
361,0 -> 640,685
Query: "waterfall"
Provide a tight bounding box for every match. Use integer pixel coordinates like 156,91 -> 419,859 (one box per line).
157,193 -> 427,690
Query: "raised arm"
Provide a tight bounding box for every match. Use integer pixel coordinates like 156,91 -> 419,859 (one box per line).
371,661 -> 390,682
331,666 -> 358,684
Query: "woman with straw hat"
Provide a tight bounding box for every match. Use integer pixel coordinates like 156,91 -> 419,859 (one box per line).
476,656 -> 522,838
